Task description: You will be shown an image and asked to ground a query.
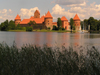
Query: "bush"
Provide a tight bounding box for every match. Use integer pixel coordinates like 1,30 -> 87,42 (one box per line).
62,28 -> 65,30
47,27 -> 51,30
22,27 -> 26,30
26,27 -> 33,31
52,25 -> 58,30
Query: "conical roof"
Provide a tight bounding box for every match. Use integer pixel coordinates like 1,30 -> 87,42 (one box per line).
73,14 -> 80,20
45,11 -> 53,18
35,10 -> 40,15
15,14 -> 21,20
61,16 -> 68,21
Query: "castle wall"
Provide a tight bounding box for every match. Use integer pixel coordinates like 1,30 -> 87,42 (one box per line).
20,24 -> 47,30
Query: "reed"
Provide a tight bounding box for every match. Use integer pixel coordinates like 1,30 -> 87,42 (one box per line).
0,43 -> 100,75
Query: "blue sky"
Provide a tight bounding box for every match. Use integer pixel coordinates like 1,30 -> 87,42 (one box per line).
0,0 -> 100,22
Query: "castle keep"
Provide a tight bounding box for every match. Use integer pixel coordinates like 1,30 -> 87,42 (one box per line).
14,10 -> 81,30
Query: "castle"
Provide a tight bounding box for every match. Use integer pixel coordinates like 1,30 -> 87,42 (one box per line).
14,10 -> 81,31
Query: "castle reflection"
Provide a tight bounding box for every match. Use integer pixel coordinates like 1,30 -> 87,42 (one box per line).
14,32 -> 100,49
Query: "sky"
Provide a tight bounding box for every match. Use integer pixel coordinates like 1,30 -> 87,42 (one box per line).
0,0 -> 100,23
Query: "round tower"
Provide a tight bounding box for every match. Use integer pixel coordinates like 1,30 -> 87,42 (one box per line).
15,14 -> 21,26
73,14 -> 81,31
44,11 -> 53,29
61,16 -> 70,30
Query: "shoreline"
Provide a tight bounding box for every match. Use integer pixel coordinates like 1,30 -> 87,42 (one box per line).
7,30 -> 76,33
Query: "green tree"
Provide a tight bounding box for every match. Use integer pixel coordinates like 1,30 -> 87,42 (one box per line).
8,20 -> 16,30
84,19 -> 88,30
0,20 -> 9,31
28,21 -> 36,26
28,21 -> 37,29
88,17 -> 97,31
97,20 -> 100,31
52,25 -> 58,30
70,18 -> 74,31
57,18 -> 62,30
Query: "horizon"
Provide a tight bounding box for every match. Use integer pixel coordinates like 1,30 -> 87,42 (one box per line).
0,0 -> 100,23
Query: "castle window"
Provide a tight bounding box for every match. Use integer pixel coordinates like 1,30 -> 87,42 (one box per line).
48,23 -> 49,25
48,21 -> 49,22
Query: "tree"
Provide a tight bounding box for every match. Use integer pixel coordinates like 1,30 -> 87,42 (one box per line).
70,18 -> 74,31
88,17 -> 98,31
97,20 -> 100,31
0,20 -> 9,31
16,24 -> 22,30
28,21 -> 36,26
84,19 -> 88,30
57,18 -> 62,30
52,25 -> 58,30
8,20 -> 16,30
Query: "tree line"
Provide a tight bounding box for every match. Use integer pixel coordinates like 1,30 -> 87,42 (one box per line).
81,17 -> 100,31
0,20 -> 24,31
0,16 -> 100,32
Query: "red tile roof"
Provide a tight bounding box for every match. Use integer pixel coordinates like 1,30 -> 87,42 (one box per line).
52,22 -> 57,26
20,18 -> 44,25
30,16 -> 34,19
52,22 -> 57,24
45,11 -> 53,18
41,15 -> 45,18
15,14 -> 21,20
61,16 -> 68,21
73,14 -> 80,20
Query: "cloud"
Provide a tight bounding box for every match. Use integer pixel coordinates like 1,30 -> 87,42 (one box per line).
20,7 -> 40,19
2,9 -> 7,14
0,9 -> 14,23
51,4 -> 74,21
54,0 -> 86,7
52,3 -> 100,21
9,9 -> 12,13
66,1 -> 86,7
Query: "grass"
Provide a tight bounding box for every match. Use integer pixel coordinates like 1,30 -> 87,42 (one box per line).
33,29 -> 71,33
8,29 -> 71,33
0,43 -> 100,75
8,30 -> 26,32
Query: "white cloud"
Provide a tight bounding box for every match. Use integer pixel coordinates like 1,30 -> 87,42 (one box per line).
51,4 -> 74,21
9,9 -> 12,13
2,9 -> 7,14
52,3 -> 100,21
20,7 -> 40,19
0,9 -> 14,23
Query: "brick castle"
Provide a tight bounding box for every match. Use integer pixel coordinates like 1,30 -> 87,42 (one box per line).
14,10 -> 81,30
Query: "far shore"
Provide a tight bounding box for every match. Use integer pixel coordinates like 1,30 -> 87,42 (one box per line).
8,29 -> 76,33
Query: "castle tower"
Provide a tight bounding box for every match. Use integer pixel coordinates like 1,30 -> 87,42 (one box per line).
34,10 -> 40,18
44,11 -> 53,29
14,14 -> 21,26
61,16 -> 70,30
73,14 -> 81,31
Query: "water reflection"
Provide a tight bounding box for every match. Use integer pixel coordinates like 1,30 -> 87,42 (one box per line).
0,31 -> 100,49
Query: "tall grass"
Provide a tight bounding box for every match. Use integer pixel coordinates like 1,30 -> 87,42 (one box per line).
0,43 -> 100,75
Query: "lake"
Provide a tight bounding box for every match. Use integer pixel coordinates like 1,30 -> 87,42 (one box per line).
0,31 -> 100,49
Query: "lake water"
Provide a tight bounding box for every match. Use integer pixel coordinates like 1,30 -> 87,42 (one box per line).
0,31 -> 100,49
